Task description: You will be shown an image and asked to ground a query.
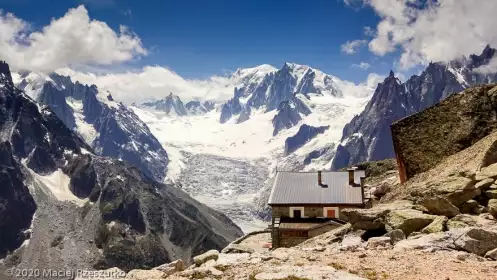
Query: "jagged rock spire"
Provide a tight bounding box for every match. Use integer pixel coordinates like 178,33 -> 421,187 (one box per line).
389,70 -> 395,78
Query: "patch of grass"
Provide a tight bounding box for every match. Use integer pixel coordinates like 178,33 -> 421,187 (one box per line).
295,262 -> 305,266
214,264 -> 229,272
360,269 -> 389,280
282,276 -> 311,280
328,262 -> 346,270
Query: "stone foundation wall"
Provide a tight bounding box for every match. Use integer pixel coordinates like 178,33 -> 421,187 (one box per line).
391,84 -> 497,183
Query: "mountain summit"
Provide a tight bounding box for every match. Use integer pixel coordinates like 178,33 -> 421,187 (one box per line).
332,46 -> 497,170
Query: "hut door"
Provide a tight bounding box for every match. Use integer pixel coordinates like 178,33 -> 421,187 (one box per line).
293,209 -> 302,218
327,209 -> 336,218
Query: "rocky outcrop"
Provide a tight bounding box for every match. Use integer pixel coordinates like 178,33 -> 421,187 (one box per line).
385,209 -> 436,236
421,197 -> 460,217
0,142 -> 36,258
140,93 -> 187,116
454,227 -> 497,256
284,124 -> 329,155
272,95 -> 311,135
220,88 -> 243,123
333,46 -> 497,171
392,84 -> 497,182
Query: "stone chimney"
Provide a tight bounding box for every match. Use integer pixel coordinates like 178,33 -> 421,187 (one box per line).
347,167 -> 358,186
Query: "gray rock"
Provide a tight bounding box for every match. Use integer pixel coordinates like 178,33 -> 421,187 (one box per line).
447,214 -> 480,230
385,209 -> 437,236
222,243 -> 255,254
454,227 -> 497,256
422,196 -> 460,217
384,229 -> 406,244
341,208 -> 390,230
340,235 -> 364,251
193,249 -> 220,266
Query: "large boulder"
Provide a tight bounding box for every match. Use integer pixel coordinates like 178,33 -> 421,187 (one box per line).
153,259 -> 185,276
421,216 -> 448,234
454,227 -> 497,256
446,214 -> 480,230
222,243 -> 255,254
342,200 -> 415,230
341,208 -> 389,230
475,178 -> 495,191
489,199 -> 497,219
385,209 -> 437,236
193,250 -> 220,266
384,229 -> 406,244
476,162 -> 497,180
422,196 -> 460,217
459,200 -> 482,214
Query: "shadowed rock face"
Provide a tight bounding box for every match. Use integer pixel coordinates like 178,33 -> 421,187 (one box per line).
284,124 -> 329,155
392,84 -> 497,183
0,61 -> 243,272
18,72 -> 169,182
332,46 -> 497,170
0,141 -> 36,259
220,88 -> 243,123
272,95 -> 311,136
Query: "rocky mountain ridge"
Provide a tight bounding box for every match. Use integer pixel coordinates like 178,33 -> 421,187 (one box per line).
0,61 -> 243,276
332,45 -> 497,170
139,93 -> 215,116
15,71 -> 169,182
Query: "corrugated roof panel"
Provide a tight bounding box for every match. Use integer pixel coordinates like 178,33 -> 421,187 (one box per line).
267,171 -> 365,205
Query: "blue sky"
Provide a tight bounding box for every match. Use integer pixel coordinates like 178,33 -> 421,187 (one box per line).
0,0 -> 401,83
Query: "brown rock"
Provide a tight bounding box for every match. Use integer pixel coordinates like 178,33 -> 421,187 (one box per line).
475,178 -> 494,191
485,190 -> 497,199
459,200 -> 481,214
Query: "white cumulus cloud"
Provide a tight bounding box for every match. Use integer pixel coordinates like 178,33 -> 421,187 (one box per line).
0,5 -> 146,72
352,62 -> 371,70
340,40 -> 368,54
56,67 -> 236,104
362,0 -> 497,69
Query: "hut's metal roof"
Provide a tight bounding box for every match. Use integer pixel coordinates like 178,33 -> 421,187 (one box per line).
267,171 -> 366,205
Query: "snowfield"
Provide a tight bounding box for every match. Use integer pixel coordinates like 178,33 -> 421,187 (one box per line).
132,93 -> 370,232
